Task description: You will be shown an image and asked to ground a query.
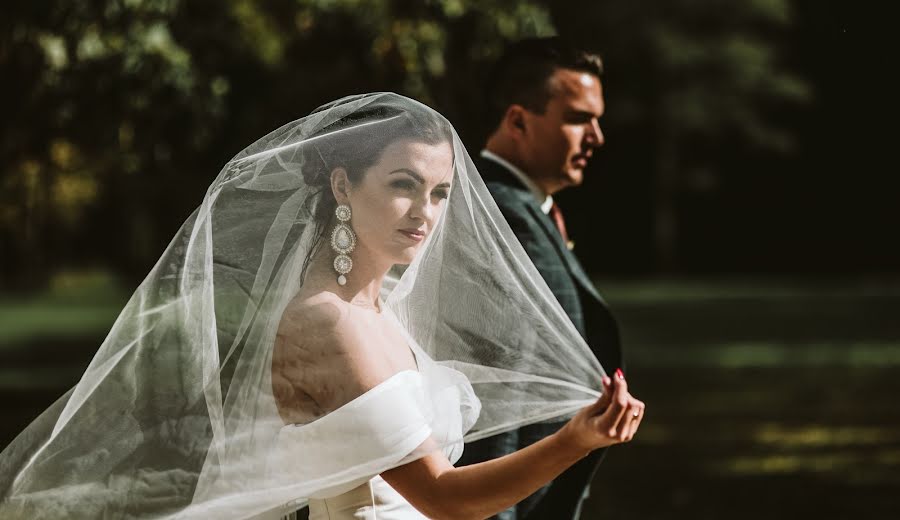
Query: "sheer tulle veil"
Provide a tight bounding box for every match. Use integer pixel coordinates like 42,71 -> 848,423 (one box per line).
0,93 -> 606,518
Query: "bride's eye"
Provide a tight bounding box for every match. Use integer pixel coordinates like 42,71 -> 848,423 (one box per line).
390,179 -> 416,191
432,189 -> 449,200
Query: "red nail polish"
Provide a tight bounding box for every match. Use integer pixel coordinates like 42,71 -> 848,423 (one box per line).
615,368 -> 624,380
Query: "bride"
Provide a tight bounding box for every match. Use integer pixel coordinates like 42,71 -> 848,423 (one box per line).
0,93 -> 644,519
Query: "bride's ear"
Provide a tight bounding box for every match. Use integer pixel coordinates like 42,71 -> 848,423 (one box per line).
330,167 -> 351,205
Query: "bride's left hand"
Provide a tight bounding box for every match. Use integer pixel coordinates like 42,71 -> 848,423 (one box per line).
558,369 -> 645,453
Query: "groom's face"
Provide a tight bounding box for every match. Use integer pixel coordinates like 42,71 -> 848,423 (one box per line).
522,69 -> 605,195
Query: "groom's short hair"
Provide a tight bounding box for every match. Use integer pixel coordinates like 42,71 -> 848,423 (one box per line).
486,37 -> 603,130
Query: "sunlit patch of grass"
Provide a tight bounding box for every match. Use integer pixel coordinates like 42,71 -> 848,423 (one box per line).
752,424 -> 900,446
608,423 -> 900,449
721,452 -> 857,474
594,277 -> 900,303
628,341 -> 900,367
0,306 -> 122,346
0,270 -> 128,346
715,449 -> 900,476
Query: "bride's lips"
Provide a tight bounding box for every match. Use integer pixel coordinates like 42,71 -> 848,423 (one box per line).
398,228 -> 426,242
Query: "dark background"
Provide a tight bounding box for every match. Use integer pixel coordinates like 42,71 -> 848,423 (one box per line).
1,1 -> 898,518
1,0 -> 896,284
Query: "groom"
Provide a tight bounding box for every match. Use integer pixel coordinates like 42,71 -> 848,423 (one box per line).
457,38 -> 623,520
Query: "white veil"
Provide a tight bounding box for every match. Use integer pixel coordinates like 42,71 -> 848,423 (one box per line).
0,93 -> 606,519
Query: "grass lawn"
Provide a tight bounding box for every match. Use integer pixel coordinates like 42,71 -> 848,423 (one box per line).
1,274 -> 898,518
584,277 -> 900,519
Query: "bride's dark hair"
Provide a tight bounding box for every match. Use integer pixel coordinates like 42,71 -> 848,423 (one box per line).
298,95 -> 453,274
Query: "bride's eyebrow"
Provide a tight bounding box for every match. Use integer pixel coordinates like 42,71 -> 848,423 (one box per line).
389,168 -> 424,184
390,168 -> 450,190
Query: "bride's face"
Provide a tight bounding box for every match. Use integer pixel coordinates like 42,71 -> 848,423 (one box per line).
340,138 -> 453,266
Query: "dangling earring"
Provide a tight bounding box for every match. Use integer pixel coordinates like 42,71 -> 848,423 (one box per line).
330,204 -> 355,286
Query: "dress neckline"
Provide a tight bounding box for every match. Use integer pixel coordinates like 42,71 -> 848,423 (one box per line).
282,370 -> 421,429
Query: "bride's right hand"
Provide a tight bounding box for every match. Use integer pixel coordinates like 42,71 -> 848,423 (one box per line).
558,369 -> 645,454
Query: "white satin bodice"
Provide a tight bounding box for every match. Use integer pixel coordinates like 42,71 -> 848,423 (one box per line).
262,365 -> 477,520
307,475 -> 426,520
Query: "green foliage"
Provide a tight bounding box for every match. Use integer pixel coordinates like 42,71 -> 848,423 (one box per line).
0,0 -> 552,289
0,0 -> 813,283
547,0 -> 811,269
551,0 -> 810,150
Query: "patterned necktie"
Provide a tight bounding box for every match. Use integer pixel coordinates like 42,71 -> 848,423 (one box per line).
549,201 -> 571,245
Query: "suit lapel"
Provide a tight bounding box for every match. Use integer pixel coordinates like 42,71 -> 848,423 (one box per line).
477,156 -> 605,303
524,203 -> 604,303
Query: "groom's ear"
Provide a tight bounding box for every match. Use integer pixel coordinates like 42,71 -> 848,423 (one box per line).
330,167 -> 351,204
503,105 -> 529,138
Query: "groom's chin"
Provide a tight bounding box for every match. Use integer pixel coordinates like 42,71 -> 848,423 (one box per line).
565,168 -> 585,187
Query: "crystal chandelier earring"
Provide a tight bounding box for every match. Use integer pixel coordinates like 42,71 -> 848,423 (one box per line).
330,204 -> 355,286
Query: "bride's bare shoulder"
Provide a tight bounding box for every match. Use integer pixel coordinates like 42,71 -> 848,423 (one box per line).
275,292 -> 393,385
277,291 -> 354,345
273,292 -> 367,419
276,291 -> 381,362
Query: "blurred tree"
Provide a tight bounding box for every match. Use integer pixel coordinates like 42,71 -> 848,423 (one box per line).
548,0 -> 811,271
0,0 -> 221,288
0,0 -> 552,290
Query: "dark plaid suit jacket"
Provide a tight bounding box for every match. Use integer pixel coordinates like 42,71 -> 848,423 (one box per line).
456,156 -> 623,520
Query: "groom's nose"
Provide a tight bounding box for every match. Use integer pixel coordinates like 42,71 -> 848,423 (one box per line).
584,119 -> 604,148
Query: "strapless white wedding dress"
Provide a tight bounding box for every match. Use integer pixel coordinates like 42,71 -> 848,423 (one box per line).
260,367 -> 476,520
306,475 -> 425,520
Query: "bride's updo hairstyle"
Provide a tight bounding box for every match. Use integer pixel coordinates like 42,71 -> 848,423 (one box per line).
300,95 -> 453,229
